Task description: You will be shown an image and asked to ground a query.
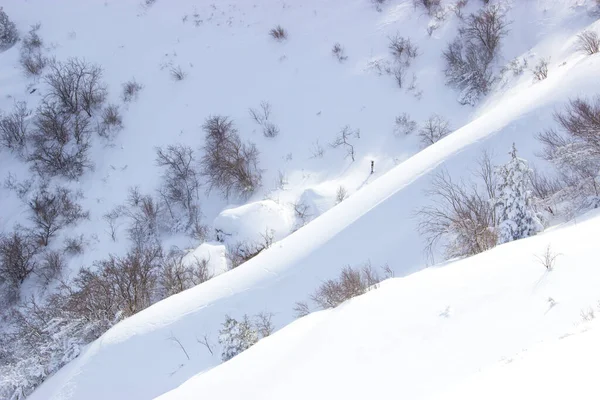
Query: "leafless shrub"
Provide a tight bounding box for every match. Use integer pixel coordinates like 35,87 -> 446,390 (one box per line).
227,230 -> 274,269
170,65 -> 186,81
330,125 -> 360,162
0,7 -> 18,51
0,231 -> 40,290
254,312 -> 274,338
103,207 -> 123,242
444,5 -> 509,104
310,262 -> 381,309
27,185 -> 89,246
45,58 -> 108,117
293,301 -> 310,318
418,114 -> 451,147
97,104 -> 124,139
535,244 -> 560,270
529,167 -> 563,202
388,35 -> 418,66
269,25 -> 287,41
577,30 -> 600,55
159,250 -> 212,297
123,187 -> 165,247
200,115 -> 262,199
500,57 -> 528,77
63,234 -> 85,256
249,101 -> 280,138
310,140 -> 325,159
93,244 -> 163,317
37,250 -> 65,285
0,101 -> 30,156
335,185 -> 348,204
20,50 -> 47,77
538,97 -> 600,206
292,199 -> 313,230
121,79 -> 143,102
156,144 -> 203,234
394,112 -> 417,136
417,152 -> 497,261
332,42 -> 348,62
3,173 -> 34,200
28,100 -> 93,179
532,58 -> 549,81
19,24 -> 47,77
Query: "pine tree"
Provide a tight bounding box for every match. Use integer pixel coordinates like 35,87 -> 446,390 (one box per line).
494,144 -> 543,244
218,314 -> 258,362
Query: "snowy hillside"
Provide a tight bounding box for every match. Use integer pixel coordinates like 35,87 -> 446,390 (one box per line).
158,211 -> 600,400
1,0 -> 599,399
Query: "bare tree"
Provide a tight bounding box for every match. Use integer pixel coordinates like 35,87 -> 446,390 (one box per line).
443,5 -> 509,104
418,114 -> 451,147
45,58 -> 107,117
19,24 -> 47,76
417,163 -> 497,261
28,100 -> 93,179
0,101 -> 30,156
155,144 -> 202,233
227,230 -> 274,269
97,104 -> 124,139
538,97 -> 600,206
27,185 -> 89,246
335,185 -> 348,204
37,250 -> 65,285
330,125 -> 360,161
577,30 -> 600,55
0,231 -> 40,289
159,250 -> 212,297
0,7 -> 18,51
388,34 -> 418,66
199,115 -> 262,199
123,187 -> 164,247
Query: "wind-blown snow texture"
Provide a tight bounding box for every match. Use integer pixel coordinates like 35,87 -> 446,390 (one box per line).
0,0 -> 598,399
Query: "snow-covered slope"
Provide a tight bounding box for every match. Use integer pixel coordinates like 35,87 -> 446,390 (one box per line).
1,0 -> 599,399
158,210 -> 600,400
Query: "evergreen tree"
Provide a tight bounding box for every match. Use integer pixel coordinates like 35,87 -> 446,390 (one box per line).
218,314 -> 258,362
0,7 -> 18,50
494,144 -> 543,244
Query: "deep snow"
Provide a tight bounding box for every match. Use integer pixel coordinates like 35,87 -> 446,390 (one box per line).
0,0 -> 599,399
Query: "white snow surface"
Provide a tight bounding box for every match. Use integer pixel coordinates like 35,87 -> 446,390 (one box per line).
0,0 -> 598,399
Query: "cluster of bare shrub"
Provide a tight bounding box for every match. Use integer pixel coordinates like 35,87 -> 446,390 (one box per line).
0,241 -> 211,399
443,5 -> 509,105
294,262 -> 391,317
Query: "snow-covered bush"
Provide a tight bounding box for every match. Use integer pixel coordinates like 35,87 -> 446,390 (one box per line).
28,100 -> 93,179
532,58 -> 549,81
45,58 -> 107,117
0,101 -> 30,156
413,0 -> 441,15
309,262 -> 381,310
200,115 -> 262,199
417,151 -> 498,259
493,144 -> 543,244
0,7 -> 18,51
27,185 -> 89,246
443,5 -> 508,105
418,114 -> 451,147
218,313 -> 273,362
227,230 -> 273,269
